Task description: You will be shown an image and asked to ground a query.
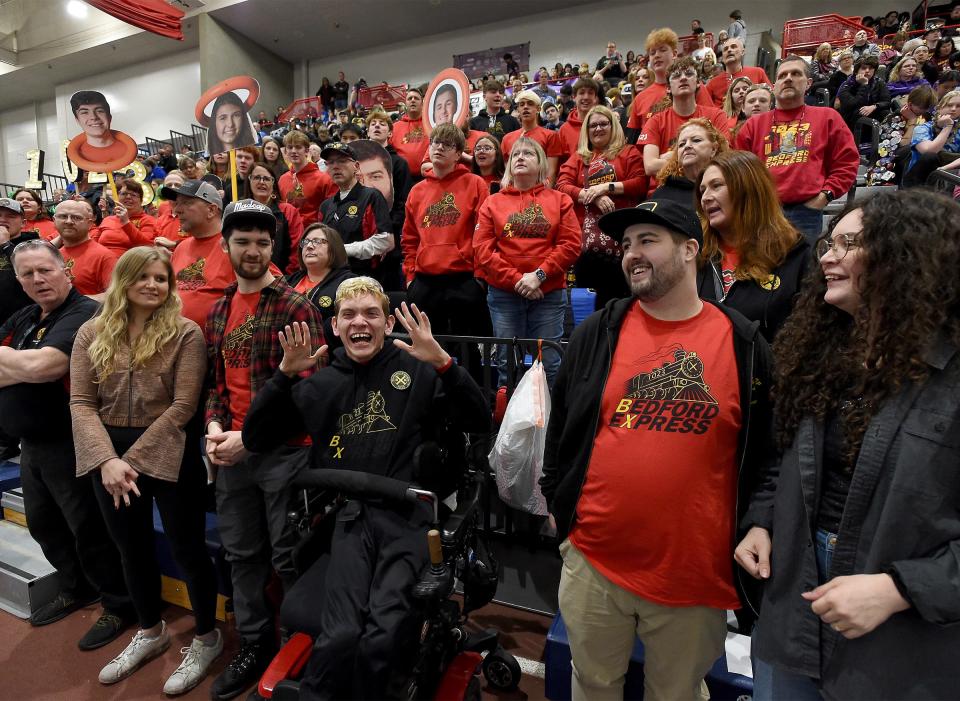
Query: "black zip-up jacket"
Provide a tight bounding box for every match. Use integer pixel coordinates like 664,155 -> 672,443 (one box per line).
285,265 -> 356,351
540,297 -> 776,623
242,344 -> 490,489
697,238 -> 812,342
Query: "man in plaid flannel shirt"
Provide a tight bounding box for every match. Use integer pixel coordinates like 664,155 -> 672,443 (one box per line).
203,199 -> 324,700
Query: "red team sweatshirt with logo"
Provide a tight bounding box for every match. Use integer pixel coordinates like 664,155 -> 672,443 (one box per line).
401,164 -> 489,283
473,184 -> 581,293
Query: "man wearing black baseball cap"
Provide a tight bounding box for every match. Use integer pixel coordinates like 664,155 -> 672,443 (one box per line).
204,199 -> 324,700
540,196 -> 776,701
318,142 -> 394,283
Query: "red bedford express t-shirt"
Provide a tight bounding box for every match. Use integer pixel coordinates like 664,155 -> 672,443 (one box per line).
571,301 -> 742,609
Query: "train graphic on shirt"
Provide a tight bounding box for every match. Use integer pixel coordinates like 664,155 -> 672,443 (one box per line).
610,346 -> 720,435
625,349 -> 716,404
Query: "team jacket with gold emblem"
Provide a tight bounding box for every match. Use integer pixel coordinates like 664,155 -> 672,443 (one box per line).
696,237 -> 812,343
242,343 -> 490,485
473,183 -> 581,294
401,164 -> 489,283
285,265 -> 356,348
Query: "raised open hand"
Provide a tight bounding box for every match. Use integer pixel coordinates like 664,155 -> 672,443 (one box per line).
278,321 -> 327,377
392,302 -> 450,369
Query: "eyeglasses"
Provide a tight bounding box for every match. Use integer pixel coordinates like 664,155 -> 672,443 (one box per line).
669,69 -> 699,80
300,237 -> 328,249
589,121 -> 611,131
249,175 -> 274,183
53,214 -> 87,222
816,233 -> 862,260
473,145 -> 495,153
430,142 -> 456,152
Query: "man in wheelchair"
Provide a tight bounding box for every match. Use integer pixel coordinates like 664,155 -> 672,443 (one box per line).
242,277 -> 491,700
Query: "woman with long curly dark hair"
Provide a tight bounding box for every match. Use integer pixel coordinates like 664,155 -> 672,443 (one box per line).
734,190 -> 960,700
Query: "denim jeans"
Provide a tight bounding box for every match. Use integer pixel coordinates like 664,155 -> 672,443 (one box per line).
783,204 -> 825,245
486,286 -> 565,388
751,528 -> 836,701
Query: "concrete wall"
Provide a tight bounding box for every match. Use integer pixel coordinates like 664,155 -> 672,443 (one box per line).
200,15 -> 294,122
297,0 -> 883,93
0,49 -> 199,187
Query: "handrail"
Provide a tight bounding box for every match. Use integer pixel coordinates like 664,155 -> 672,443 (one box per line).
926,168 -> 960,194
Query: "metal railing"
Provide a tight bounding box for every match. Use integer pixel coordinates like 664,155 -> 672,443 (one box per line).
169,130 -> 196,155
927,168 -> 960,196
144,136 -> 170,156
393,332 -> 565,549
191,124 -> 208,154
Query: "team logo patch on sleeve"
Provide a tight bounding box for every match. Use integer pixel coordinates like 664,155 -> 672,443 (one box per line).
347,204 -> 359,216
391,371 -> 412,390
318,295 -> 333,308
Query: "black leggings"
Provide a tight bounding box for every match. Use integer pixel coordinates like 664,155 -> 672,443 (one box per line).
92,424 -> 218,634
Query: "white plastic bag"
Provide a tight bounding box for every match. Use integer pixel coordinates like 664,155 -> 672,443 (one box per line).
489,358 -> 550,515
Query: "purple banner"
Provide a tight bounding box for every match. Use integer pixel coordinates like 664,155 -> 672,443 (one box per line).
454,42 -> 530,79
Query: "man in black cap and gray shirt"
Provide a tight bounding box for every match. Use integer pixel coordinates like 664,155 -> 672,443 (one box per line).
319,142 -> 394,282
0,238 -> 133,647
539,197 -> 776,701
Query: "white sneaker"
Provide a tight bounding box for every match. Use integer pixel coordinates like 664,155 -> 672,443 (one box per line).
99,621 -> 171,684
163,629 -> 224,696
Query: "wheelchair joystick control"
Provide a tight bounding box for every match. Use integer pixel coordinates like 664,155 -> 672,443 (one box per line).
428,529 -> 443,570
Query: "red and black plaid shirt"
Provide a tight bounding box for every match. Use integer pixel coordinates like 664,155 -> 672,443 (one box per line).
204,275 -> 323,429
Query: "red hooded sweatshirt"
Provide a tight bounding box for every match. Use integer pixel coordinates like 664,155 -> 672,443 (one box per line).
558,110 -> 587,157
401,164 -> 489,283
556,146 -> 648,226
94,212 -> 158,257
474,184 -> 581,294
279,161 -> 336,225
391,113 -> 429,175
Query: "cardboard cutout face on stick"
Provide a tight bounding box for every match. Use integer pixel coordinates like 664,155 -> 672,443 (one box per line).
66,90 -> 138,172
196,75 -> 261,155
423,68 -> 471,135
350,139 -> 395,208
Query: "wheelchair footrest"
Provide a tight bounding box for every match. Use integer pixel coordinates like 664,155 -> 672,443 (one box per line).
258,632 -> 314,699
434,651 -> 483,700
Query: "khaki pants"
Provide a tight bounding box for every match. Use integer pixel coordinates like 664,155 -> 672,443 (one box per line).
558,539 -> 727,701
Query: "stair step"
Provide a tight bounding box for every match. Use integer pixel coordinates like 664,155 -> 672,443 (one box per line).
0,520 -> 59,619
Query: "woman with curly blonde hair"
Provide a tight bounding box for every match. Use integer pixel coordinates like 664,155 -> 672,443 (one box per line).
70,246 -> 221,694
653,118 -> 728,209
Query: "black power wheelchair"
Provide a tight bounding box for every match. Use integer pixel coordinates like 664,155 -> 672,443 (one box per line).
249,439 -> 522,700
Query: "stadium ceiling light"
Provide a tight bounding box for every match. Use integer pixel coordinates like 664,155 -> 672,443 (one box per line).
66,0 -> 89,18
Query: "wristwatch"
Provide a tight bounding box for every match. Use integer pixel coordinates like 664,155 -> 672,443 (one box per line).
534,268 -> 547,283
608,182 -> 616,194
820,189 -> 835,202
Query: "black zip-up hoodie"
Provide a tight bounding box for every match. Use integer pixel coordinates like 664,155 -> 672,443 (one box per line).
697,238 -> 812,343
243,343 -> 490,488
540,296 -> 777,624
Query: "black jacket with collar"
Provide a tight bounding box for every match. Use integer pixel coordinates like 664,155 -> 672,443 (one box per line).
242,343 -> 490,488
747,338 -> 960,699
539,296 -> 777,623
697,238 -> 812,343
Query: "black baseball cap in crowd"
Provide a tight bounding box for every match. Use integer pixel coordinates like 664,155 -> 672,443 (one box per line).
160,179 -> 223,209
0,197 -> 22,214
320,142 -> 357,161
598,197 -> 703,248
221,199 -> 276,237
